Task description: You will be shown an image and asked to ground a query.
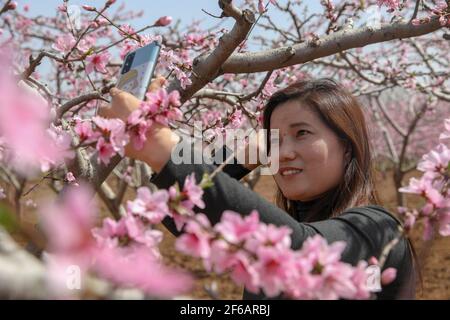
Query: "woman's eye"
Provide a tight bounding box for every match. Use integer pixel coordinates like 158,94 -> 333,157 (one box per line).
296,130 -> 309,137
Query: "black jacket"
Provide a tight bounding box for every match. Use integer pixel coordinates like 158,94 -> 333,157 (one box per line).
150,143 -> 416,300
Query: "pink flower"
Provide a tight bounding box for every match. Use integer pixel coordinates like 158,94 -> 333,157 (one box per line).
127,187 -> 170,224
41,184 -> 96,254
74,120 -> 100,144
229,251 -> 260,293
399,175 -> 444,207
435,1 -> 448,10
141,89 -> 182,126
127,109 -> 151,150
77,35 -> 95,53
57,4 -> 67,12
42,125 -> 75,171
438,209 -> 450,237
175,214 -> 212,258
175,69 -> 192,89
167,90 -> 181,107
154,16 -> 172,27
291,236 -> 369,300
120,40 -> 138,60
176,209 -> 371,299
92,217 -> 127,247
41,184 -> 186,299
350,261 -> 372,299
0,72 -> 67,175
229,109 -> 244,129
214,210 -> 260,244
145,89 -> 181,110
205,239 -> 232,273
258,0 -> 266,14
6,1 -> 17,10
52,34 -> 76,53
254,247 -> 295,297
96,137 -> 115,165
93,245 -> 192,297
299,235 -> 347,266
381,267 -> 397,285
93,116 -> 129,157
82,5 -> 96,11
0,187 -> 6,199
245,223 -> 292,251
417,144 -> 450,176
93,215 -> 163,258
119,24 -> 136,37
397,207 -> 418,231
65,172 -> 79,186
181,173 -> 205,210
85,51 -> 111,74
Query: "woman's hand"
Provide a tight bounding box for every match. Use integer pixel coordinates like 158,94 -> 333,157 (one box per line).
235,129 -> 266,171
98,77 -> 180,173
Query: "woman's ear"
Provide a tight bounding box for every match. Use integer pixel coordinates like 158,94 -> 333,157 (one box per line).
344,142 -> 352,163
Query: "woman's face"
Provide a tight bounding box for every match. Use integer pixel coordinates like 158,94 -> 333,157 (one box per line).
270,99 -> 348,201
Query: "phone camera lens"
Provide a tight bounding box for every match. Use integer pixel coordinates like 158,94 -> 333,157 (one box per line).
121,53 -> 135,74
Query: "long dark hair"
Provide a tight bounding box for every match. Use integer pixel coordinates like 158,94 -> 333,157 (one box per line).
263,78 -> 380,222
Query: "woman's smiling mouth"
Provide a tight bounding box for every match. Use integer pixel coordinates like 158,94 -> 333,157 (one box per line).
279,167 -> 303,177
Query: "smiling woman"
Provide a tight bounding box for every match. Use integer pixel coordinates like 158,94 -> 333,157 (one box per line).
263,79 -> 376,222
102,78 -> 417,300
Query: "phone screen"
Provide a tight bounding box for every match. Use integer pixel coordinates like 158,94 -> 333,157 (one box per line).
117,42 -> 161,100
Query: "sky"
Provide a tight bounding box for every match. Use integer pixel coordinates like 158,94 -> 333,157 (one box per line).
24,0 -> 267,30
22,1 -> 325,37
26,0 -> 225,21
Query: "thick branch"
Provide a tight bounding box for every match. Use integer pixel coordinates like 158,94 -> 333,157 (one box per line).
221,17 -> 444,74
0,227 -> 48,299
57,92 -> 109,118
169,2 -> 255,102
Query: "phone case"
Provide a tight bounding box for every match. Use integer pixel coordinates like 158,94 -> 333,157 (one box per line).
116,42 -> 161,100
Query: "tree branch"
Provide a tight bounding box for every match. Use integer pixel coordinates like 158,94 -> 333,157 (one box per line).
169,1 -> 255,102
221,17 -> 444,74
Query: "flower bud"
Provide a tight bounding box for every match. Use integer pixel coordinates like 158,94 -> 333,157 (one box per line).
154,16 -> 172,27
6,1 -> 17,10
82,5 -> 96,11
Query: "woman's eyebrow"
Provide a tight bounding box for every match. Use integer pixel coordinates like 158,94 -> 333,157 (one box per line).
289,121 -> 311,128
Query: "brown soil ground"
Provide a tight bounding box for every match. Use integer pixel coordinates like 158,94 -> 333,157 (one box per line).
7,168 -> 449,300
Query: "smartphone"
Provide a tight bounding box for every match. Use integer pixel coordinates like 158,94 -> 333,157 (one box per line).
116,41 -> 161,100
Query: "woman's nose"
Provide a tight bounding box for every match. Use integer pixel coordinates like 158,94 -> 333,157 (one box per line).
279,140 -> 297,162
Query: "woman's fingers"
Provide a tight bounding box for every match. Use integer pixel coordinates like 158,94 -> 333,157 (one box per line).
148,76 -> 166,92
98,76 -> 166,122
98,88 -> 141,122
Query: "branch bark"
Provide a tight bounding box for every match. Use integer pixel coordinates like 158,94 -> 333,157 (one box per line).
221,17 -> 444,74
169,1 -> 255,102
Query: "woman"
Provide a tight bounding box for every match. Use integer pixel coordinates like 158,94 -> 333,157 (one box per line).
101,78 -> 416,299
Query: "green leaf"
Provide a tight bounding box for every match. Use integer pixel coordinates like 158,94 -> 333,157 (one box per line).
200,173 -> 214,189
0,204 -> 18,232
171,202 -> 190,216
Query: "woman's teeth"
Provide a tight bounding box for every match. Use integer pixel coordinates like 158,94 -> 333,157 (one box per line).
281,169 -> 302,176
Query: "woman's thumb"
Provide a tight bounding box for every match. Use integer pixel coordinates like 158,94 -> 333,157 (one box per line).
110,87 -> 121,96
